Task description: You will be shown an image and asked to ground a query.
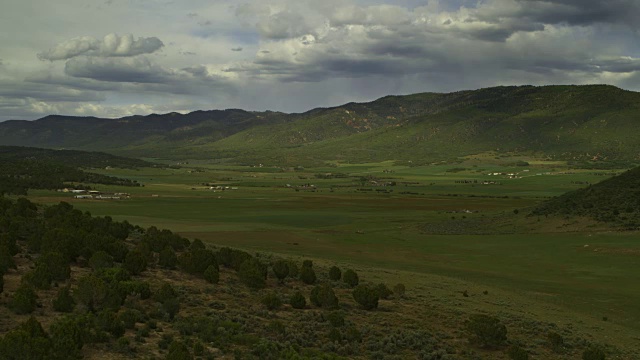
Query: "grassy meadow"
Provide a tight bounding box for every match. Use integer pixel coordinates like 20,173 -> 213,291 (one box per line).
25,157 -> 640,355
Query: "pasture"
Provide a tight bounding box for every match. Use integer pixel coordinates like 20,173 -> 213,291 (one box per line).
27,158 -> 640,351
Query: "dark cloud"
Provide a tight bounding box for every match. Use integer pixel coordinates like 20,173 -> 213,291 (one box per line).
231,47 -> 243,52
0,79 -> 105,102
516,0 -> 640,27
64,57 -> 173,83
593,57 -> 640,73
38,34 -> 164,61
25,72 -> 122,91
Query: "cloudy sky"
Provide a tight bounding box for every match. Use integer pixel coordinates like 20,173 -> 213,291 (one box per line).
1,0 -> 639,121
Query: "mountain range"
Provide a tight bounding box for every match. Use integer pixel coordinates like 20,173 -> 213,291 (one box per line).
1,85 -> 639,165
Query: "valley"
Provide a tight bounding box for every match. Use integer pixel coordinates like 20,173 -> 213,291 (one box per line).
19,155 -> 640,358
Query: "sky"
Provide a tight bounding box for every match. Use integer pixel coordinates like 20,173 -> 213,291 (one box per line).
0,0 -> 639,121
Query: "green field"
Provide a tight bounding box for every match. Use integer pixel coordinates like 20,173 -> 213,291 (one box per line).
26,158 -> 640,352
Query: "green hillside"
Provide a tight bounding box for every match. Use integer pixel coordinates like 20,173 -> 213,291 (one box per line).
1,85 -> 639,164
0,146 -> 150,195
532,166 -> 640,228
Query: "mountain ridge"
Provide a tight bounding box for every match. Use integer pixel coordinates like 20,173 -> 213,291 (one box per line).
1,84 -> 638,164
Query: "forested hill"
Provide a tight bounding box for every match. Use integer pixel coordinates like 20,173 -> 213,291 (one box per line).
1,85 -> 640,164
0,147 -> 147,195
0,146 -> 153,169
532,166 -> 640,228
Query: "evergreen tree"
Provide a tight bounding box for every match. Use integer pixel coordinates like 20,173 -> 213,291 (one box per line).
123,250 -> 147,275
49,316 -> 84,360
300,265 -> 317,285
353,284 -> 379,310
310,284 -> 339,310
329,266 -> 342,281
289,291 -> 306,309
343,269 -> 359,287
204,264 -> 219,284
272,259 -> 289,283
0,317 -> 52,359
9,284 -> 38,314
158,246 -> 178,269
239,258 -> 267,289
74,275 -> 108,312
53,286 -> 76,313
88,250 -> 114,271
37,252 -> 70,281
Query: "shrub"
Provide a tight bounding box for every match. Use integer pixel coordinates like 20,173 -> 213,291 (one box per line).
49,315 -> 84,359
287,261 -> 299,278
154,282 -> 178,304
37,252 -> 70,281
239,258 -> 267,289
328,266 -> 342,281
352,284 -> 379,310
180,249 -> 217,275
22,264 -> 52,290
344,326 -> 362,343
96,267 -> 131,283
118,308 -> 143,329
163,297 -> 181,321
119,280 -> 151,299
261,291 -> 282,310
123,250 -> 147,275
217,247 -> 252,271
96,310 -> 125,338
53,286 -> 76,312
0,245 -> 16,273
375,283 -> 392,300
272,259 -> 289,283
326,311 -> 345,327
547,331 -> 564,353
204,264 -> 220,284
393,283 -> 406,298
507,345 -> 529,360
343,269 -> 359,287
158,246 -> 178,269
74,275 -> 109,311
582,346 -> 606,360
289,291 -> 306,309
300,265 -> 317,285
190,239 -> 206,251
166,340 -> 193,360
88,251 -> 114,270
9,284 -> 38,314
466,314 -> 507,349
310,284 -> 339,309
0,317 -> 52,359
267,320 -> 286,336
328,328 -> 342,343
302,260 -> 313,268
115,337 -> 133,355
0,273 -> 3,295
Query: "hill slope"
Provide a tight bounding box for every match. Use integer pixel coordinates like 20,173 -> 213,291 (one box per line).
1,198 -> 632,359
532,166 -> 640,228
1,85 -> 639,164
0,146 -> 150,195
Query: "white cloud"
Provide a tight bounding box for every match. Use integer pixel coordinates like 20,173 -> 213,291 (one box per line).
38,33 -> 164,61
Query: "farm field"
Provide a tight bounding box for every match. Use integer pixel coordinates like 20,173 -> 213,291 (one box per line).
25,158 -> 640,354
